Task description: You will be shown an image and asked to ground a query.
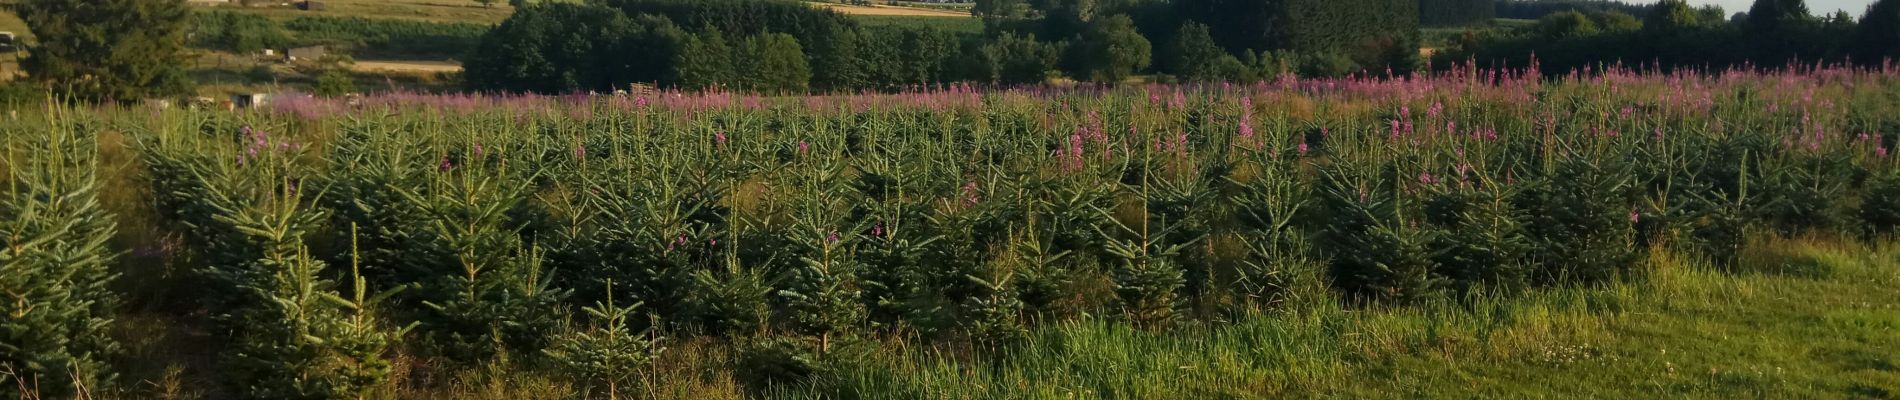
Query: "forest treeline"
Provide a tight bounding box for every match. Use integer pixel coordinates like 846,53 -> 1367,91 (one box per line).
462,0 -> 1424,93
1441,0 -> 1900,74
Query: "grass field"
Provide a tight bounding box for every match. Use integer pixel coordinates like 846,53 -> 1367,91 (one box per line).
773,236 -> 1900,398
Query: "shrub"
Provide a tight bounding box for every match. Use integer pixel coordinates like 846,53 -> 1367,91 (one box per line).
981,33 -> 1060,85
1066,14 -> 1152,83
314,69 -> 357,97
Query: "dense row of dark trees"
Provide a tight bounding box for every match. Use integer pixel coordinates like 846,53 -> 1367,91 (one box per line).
1443,0 -> 1899,74
194,11 -> 489,59
465,0 -> 1424,94
1421,0 -> 1496,27
1493,0 -> 1652,20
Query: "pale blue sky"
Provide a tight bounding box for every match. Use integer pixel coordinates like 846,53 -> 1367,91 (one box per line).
1684,0 -> 1875,16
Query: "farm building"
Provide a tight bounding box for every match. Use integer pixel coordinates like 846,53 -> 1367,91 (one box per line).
231,93 -> 268,109
285,46 -> 327,63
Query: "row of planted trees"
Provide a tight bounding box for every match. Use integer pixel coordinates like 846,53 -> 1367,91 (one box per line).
7,62 -> 1900,398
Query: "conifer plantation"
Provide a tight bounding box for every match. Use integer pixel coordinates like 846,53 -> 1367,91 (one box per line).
5,0 -> 1900,398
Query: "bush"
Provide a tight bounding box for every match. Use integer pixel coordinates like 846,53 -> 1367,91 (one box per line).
1066,14 -> 1152,83
314,69 -> 357,97
194,11 -> 290,54
981,33 -> 1060,85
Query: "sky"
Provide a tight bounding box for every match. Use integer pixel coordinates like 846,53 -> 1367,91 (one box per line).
1685,0 -> 1876,16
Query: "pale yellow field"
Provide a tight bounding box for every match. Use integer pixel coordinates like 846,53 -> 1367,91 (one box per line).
352,60 -> 462,73
810,3 -> 969,17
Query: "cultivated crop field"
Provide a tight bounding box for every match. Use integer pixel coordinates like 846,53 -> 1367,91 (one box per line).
5,64 -> 1900,398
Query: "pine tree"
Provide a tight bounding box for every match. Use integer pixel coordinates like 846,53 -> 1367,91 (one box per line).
737,33 -> 812,94
144,127 -> 407,398
545,281 -> 664,400
1857,0 -> 1900,63
399,166 -> 567,362
775,158 -> 864,354
670,30 -> 737,91
1320,164 -> 1443,304
16,0 -> 194,102
1170,23 -> 1247,84
1,118 -> 119,398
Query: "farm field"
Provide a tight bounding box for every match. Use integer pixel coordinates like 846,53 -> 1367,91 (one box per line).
189,0 -> 517,24
809,2 -> 971,17
5,64 -> 1900,398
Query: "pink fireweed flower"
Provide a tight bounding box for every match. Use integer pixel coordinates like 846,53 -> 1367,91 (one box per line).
473,143 -> 485,157
574,144 -> 587,159
1878,145 -> 1890,157
798,140 -> 810,155
1418,172 -> 1437,185
826,231 -> 840,243
1297,143 -> 1309,155
634,96 -> 650,108
715,131 -> 728,146
1629,210 -> 1640,223
871,223 -> 884,238
1066,133 -> 1086,171
961,181 -> 981,206
438,156 -> 454,172
1389,120 -> 1402,140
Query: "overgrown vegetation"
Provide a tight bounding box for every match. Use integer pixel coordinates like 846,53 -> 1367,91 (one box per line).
3,58 -> 1898,397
